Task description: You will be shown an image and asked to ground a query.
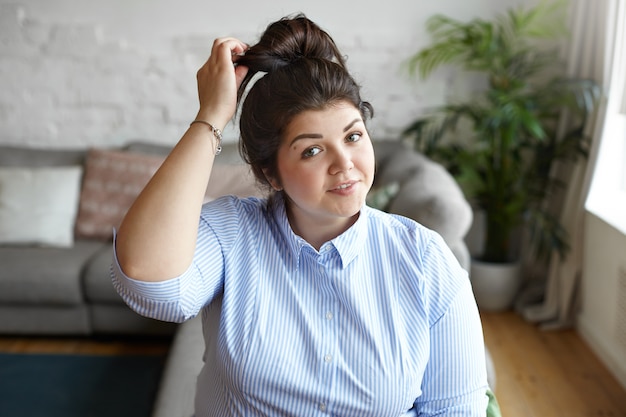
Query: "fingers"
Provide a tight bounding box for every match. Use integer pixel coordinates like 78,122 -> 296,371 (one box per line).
211,37 -> 249,66
196,38 -> 247,77
194,37 -> 249,127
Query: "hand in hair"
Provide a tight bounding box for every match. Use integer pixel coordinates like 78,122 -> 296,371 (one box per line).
195,37 -> 249,130
116,37 -> 248,282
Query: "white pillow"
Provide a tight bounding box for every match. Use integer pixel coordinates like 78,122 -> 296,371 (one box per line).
0,166 -> 83,247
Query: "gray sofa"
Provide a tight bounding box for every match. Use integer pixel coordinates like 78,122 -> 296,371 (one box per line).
0,145 -> 175,335
0,139 -> 484,415
0,139 -> 271,335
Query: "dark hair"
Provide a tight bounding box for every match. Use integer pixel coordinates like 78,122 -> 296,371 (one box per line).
236,14 -> 374,189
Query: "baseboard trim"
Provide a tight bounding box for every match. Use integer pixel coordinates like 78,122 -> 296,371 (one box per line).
577,313 -> 626,392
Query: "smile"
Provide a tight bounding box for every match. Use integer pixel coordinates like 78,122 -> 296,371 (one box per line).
331,181 -> 357,191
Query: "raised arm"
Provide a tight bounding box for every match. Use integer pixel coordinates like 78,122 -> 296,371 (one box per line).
115,38 -> 249,282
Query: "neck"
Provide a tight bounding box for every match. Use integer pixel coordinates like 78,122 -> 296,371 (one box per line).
284,201 -> 359,251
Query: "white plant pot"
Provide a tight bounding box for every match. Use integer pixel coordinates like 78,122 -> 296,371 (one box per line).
470,259 -> 522,312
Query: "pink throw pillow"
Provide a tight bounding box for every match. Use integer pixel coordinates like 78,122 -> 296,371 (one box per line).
75,148 -> 164,240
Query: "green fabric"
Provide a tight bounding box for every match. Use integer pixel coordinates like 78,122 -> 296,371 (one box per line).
366,181 -> 399,211
486,388 -> 502,417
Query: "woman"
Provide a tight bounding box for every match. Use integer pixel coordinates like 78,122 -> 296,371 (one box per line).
113,14 -> 489,416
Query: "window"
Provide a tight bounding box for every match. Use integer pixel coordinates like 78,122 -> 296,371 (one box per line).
585,0 -> 626,235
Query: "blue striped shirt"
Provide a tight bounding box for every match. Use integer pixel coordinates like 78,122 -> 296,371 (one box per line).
112,194 -> 488,416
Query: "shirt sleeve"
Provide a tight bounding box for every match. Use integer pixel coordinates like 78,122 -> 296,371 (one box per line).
414,274 -> 489,416
110,241 -> 190,323
110,198 -> 236,323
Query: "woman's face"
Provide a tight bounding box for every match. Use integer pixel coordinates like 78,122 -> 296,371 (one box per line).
271,101 -> 375,242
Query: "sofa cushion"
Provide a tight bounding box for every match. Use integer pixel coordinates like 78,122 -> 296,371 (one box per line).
375,145 -> 473,243
83,245 -> 121,304
74,148 -> 165,240
125,141 -> 244,165
204,164 -> 266,202
89,304 -> 177,335
0,240 -> 104,305
0,146 -> 85,168
0,166 -> 83,247
124,141 -> 266,200
0,305 -> 91,335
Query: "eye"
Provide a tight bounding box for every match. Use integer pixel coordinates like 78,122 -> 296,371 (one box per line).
346,132 -> 362,143
302,146 -> 322,158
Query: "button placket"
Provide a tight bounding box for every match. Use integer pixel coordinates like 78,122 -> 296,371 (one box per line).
316,254 -> 338,415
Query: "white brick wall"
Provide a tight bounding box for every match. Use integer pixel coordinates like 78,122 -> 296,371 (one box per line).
0,0 -> 528,149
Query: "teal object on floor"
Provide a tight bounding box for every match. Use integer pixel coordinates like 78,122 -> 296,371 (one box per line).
0,353 -> 165,417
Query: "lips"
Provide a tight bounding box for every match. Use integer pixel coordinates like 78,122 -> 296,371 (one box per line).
330,180 -> 357,191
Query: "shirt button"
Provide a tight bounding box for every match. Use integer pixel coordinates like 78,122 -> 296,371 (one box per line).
318,266 -> 324,273
324,354 -> 332,363
319,402 -> 327,412
325,311 -> 333,320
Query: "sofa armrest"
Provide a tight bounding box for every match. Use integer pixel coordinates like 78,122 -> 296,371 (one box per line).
373,141 -> 473,270
151,316 -> 204,417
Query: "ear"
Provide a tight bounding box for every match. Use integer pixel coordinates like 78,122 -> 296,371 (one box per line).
262,168 -> 283,191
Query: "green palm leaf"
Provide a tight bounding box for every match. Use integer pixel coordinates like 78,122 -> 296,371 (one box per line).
401,0 -> 601,263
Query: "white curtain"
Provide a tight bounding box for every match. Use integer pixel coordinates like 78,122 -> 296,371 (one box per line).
521,0 -> 623,328
622,58 -> 626,115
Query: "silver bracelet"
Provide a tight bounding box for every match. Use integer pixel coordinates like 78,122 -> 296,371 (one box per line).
190,120 -> 223,155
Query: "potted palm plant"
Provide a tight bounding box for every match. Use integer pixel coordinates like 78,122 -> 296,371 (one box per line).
403,1 -> 599,310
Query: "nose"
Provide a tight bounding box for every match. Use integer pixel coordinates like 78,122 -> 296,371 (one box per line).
329,147 -> 354,175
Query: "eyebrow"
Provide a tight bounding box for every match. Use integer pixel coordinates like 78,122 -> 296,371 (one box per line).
289,118 -> 362,147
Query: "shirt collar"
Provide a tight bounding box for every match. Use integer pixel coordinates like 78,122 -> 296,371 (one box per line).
329,206 -> 368,269
270,192 -> 369,271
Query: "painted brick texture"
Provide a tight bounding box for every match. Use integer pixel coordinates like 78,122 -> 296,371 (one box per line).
0,1 -> 525,149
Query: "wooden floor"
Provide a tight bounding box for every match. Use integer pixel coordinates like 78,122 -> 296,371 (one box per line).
0,334 -> 171,356
0,312 -> 625,416
481,310 -> 626,417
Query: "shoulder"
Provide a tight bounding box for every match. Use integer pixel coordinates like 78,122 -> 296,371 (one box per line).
363,205 -> 439,250
201,195 -> 268,218
362,205 -> 447,277
364,206 -> 469,322
198,195 -> 271,242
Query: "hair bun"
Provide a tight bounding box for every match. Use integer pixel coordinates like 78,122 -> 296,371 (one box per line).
237,14 -> 346,73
